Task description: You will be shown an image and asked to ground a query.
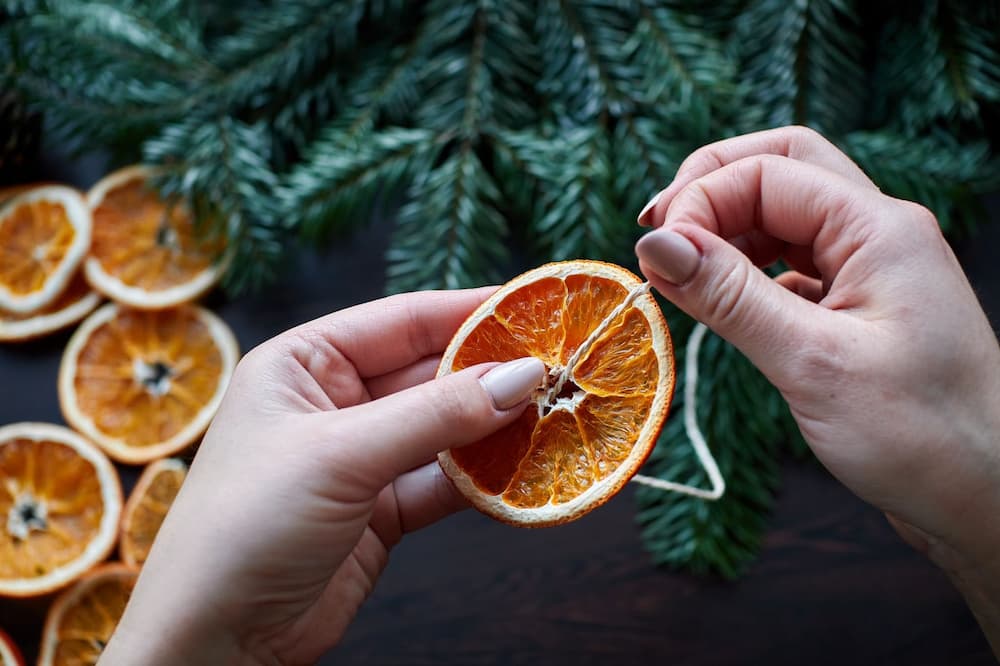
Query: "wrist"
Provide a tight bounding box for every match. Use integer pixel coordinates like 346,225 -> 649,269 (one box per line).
100,589 -> 251,666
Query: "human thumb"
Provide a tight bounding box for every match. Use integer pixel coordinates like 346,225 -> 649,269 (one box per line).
333,357 -> 546,490
635,224 -> 821,380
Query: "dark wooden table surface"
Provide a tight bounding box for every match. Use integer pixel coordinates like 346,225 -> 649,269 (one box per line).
1,154 -> 998,665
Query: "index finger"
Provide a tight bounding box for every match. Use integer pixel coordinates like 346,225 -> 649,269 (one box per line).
639,126 -> 878,227
278,286 -> 497,379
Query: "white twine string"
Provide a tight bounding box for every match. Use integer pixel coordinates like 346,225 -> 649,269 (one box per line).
631,320 -> 726,501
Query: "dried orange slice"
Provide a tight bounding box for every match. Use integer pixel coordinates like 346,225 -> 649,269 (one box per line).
0,185 -> 91,314
0,423 -> 121,598
0,273 -> 101,343
437,260 -> 674,527
0,627 -> 24,666
119,458 -> 187,567
37,563 -> 138,666
85,165 -> 225,309
58,303 -> 239,464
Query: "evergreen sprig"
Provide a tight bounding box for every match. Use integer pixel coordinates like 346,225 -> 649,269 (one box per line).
4,0 -> 1000,577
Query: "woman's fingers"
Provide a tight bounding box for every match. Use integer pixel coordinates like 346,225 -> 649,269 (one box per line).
633,155 -> 896,380
638,125 -> 877,226
266,287 -> 497,381
774,270 -> 825,303
320,358 -> 546,493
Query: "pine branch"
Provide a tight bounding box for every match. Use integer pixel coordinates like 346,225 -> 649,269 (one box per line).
733,0 -> 865,134
625,1 -> 737,111
278,125 -> 439,242
502,125 -> 628,263
386,145 -> 510,292
840,130 -> 997,234
636,318 -> 799,578
872,0 -> 1000,131
536,0 -> 639,123
144,116 -> 285,294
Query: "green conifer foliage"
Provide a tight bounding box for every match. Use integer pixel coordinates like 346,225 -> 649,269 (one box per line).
3,0 -> 998,576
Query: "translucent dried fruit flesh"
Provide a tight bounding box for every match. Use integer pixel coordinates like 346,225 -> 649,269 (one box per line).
0,439 -> 104,581
90,178 -> 220,291
449,272 -> 662,509
0,273 -> 92,323
121,463 -> 185,566
0,200 -> 77,296
72,307 -> 224,447
47,570 -> 135,665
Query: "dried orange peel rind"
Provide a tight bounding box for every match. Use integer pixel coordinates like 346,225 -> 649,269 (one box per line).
37,563 -> 138,666
437,260 -> 675,527
119,457 -> 187,567
0,273 -> 101,343
0,186 -> 92,314
0,422 -> 121,598
58,303 -> 239,464
84,165 -> 225,309
0,627 -> 24,666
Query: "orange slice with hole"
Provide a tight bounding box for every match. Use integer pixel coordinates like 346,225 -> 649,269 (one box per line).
58,303 -> 239,464
37,563 -> 138,666
437,260 -> 674,526
85,165 -> 225,309
119,458 -> 187,567
0,186 -> 91,314
0,627 -> 24,666
0,422 -> 121,598
0,273 -> 101,343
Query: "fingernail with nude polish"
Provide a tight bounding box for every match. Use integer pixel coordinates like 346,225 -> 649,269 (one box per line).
636,191 -> 662,226
480,357 -> 546,410
635,230 -> 701,285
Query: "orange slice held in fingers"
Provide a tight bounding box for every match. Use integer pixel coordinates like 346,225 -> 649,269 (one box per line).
0,272 -> 101,343
0,186 -> 91,314
0,423 -> 121,598
0,627 -> 25,666
119,458 -> 187,567
85,165 -> 226,309
437,260 -> 675,527
37,563 -> 138,666
58,303 -> 239,464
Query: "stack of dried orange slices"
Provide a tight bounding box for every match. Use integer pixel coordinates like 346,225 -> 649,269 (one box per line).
0,166 -> 234,664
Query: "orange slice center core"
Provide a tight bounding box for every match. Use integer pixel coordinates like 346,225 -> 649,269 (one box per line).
0,439 -> 105,579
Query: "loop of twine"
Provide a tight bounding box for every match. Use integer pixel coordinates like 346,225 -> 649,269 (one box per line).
631,319 -> 726,501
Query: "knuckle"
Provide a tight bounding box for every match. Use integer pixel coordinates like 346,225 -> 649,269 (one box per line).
701,258 -> 753,328
786,124 -> 826,147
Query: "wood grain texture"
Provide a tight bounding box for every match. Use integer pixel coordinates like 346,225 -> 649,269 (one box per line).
0,162 -> 996,664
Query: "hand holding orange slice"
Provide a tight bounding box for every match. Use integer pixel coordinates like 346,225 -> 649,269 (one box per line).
0,423 -> 121,598
0,186 -> 91,314
437,260 -> 674,526
58,303 -> 239,464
